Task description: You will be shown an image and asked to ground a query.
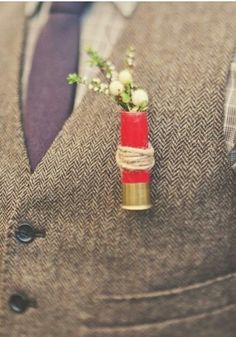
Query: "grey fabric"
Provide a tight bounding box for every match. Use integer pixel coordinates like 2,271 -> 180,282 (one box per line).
0,3 -> 235,337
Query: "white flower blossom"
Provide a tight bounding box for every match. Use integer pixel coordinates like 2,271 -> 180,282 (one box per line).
132,89 -> 149,106
118,70 -> 133,84
109,80 -> 124,96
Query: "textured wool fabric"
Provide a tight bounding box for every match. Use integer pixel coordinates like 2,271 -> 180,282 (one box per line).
225,60 -> 236,165
0,2 -> 236,337
22,1 -> 236,172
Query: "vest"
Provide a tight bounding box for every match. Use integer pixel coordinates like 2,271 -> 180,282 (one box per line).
0,3 -> 236,336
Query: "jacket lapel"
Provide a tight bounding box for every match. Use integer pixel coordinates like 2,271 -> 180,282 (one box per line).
7,2 -> 137,179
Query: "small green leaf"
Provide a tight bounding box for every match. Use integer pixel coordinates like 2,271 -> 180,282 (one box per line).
86,48 -> 106,68
121,92 -> 130,104
67,73 -> 80,85
138,103 -> 148,111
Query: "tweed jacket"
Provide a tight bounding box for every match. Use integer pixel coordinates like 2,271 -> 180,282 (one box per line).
0,2 -> 236,337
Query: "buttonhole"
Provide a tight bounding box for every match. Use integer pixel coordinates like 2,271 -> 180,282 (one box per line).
35,229 -> 46,238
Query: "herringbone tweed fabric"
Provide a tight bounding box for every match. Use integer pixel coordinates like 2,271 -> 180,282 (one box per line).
0,2 -> 236,337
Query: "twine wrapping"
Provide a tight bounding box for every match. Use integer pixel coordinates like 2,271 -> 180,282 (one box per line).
116,142 -> 155,171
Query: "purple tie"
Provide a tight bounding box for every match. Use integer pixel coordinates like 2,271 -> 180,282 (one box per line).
24,2 -> 90,172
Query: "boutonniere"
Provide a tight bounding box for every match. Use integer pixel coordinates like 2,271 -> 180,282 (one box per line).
67,47 -> 155,210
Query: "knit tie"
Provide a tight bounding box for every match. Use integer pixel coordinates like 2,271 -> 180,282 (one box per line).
24,2 -> 90,172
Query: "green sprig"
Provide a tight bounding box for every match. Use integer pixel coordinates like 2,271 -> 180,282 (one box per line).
66,73 -> 84,85
67,47 -> 148,112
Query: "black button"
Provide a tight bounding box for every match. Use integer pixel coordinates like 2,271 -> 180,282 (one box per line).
15,223 -> 35,244
15,222 -> 45,244
8,293 -> 29,313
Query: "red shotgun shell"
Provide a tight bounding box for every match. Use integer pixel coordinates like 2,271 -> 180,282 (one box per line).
120,111 -> 152,210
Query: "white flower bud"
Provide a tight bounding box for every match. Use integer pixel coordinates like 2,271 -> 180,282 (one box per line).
127,59 -> 133,66
111,71 -> 118,80
132,89 -> 149,106
109,80 -> 124,96
100,83 -> 108,91
93,78 -> 101,84
118,69 -> 133,84
128,52 -> 135,58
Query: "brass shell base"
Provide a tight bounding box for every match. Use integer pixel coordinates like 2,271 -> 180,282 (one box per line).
122,182 -> 152,210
